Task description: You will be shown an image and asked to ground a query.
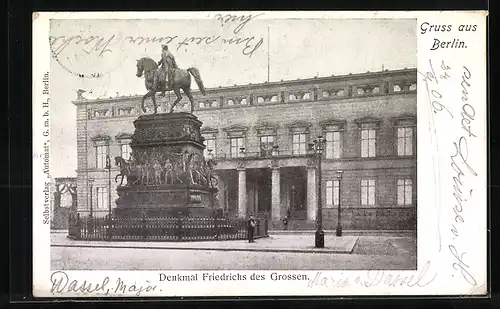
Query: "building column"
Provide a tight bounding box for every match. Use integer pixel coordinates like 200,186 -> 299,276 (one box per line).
307,167 -> 317,221
271,167 -> 281,220
237,168 -> 247,218
215,171 -> 225,210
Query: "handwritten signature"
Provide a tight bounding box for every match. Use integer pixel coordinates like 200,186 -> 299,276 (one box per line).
450,135 -> 477,228
449,245 -> 477,286
50,33 -> 264,59
447,66 -> 478,287
49,35 -> 115,57
50,14 -> 265,60
214,13 -> 265,34
418,61 -> 479,288
50,271 -> 158,296
308,261 -> 437,289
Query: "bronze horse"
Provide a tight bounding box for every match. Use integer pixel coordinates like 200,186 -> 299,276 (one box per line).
136,57 -> 206,114
114,156 -> 143,186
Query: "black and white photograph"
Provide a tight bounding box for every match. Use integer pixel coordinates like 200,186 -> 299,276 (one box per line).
32,11 -> 487,297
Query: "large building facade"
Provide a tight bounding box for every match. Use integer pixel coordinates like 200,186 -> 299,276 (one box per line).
73,68 -> 417,230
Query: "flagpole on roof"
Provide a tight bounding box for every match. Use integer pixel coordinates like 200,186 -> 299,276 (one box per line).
267,26 -> 270,83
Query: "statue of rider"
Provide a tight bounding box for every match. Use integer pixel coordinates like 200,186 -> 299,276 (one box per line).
158,44 -> 178,96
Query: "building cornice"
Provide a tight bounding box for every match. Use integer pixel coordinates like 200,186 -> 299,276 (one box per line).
224,125 -> 248,132
391,113 -> 417,121
391,113 -> 417,126
54,177 -> 77,182
72,68 -> 417,106
201,127 -> 219,134
320,118 -> 347,130
287,120 -> 312,128
91,133 -> 112,141
255,121 -> 278,129
354,116 -> 383,124
115,132 -> 133,140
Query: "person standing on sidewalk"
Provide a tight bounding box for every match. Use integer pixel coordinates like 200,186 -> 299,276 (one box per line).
282,216 -> 288,230
247,214 -> 256,243
283,207 -> 291,230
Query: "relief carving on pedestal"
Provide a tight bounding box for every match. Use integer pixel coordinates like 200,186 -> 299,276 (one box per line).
133,122 -> 202,144
115,147 -> 217,188
134,125 -> 182,142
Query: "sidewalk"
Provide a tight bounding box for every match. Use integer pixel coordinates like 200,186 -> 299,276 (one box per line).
269,229 -> 416,237
51,232 -> 359,254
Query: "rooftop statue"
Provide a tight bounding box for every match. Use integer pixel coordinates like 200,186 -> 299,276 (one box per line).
75,89 -> 87,100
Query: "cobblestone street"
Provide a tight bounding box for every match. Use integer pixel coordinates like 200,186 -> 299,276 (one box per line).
51,232 -> 416,271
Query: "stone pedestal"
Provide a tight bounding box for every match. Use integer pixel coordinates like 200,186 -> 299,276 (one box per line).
114,112 -> 218,218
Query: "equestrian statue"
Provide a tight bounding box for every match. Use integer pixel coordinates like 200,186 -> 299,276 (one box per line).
136,45 -> 207,114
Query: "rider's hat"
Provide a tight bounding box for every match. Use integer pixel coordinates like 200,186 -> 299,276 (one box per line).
161,44 -> 168,50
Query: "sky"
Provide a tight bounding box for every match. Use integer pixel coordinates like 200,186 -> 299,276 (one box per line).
49,17 -> 416,177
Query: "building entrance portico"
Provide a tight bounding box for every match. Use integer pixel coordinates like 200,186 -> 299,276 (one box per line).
216,166 -> 310,224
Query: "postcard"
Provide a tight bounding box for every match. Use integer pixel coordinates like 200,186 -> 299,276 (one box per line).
32,11 -> 488,297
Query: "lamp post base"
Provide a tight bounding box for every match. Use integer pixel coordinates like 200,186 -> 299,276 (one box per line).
315,229 -> 324,248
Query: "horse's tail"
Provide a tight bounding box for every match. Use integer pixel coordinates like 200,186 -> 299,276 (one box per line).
187,67 -> 206,96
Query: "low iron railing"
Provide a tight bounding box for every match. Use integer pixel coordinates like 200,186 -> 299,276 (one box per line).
68,213 -> 268,242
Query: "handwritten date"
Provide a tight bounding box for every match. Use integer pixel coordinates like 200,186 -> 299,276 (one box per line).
419,59 -> 453,118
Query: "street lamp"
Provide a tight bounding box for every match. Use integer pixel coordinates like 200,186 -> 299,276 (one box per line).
207,148 -> 217,209
335,170 -> 344,237
239,147 -> 246,157
88,178 -> 94,217
105,154 -> 112,240
311,136 -> 326,248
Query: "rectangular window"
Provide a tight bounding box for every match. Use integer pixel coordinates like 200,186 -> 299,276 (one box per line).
95,145 -> 108,169
260,135 -> 274,157
325,131 -> 341,159
230,137 -> 245,158
361,129 -> 376,158
397,179 -> 413,205
361,179 -> 376,205
203,138 -> 216,158
325,180 -> 340,207
292,133 -> 307,155
397,127 -> 413,156
120,144 -> 132,160
96,187 -> 109,210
